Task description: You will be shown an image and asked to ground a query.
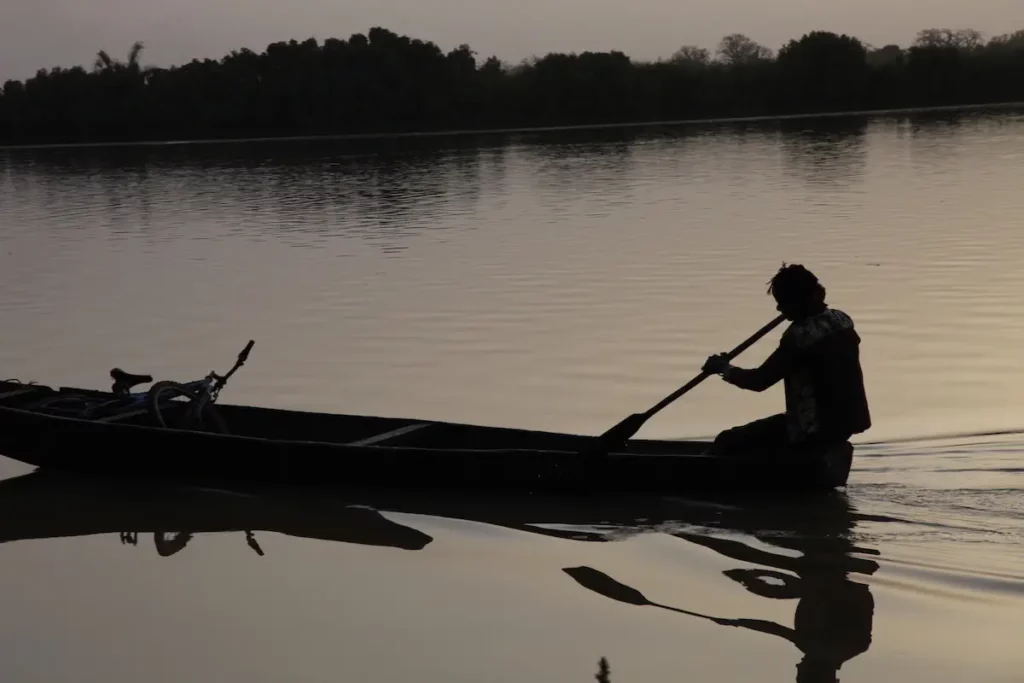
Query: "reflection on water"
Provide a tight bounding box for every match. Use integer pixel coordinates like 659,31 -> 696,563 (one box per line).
0,468 -> 882,683
0,436 -> 1023,682
1,141 -> 508,253
777,119 -> 869,190
673,496 -> 877,683
335,486 -> 884,682
120,530 -> 267,557
0,472 -> 434,552
557,494 -> 877,683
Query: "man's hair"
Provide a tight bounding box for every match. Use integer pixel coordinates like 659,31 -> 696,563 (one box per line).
767,263 -> 826,304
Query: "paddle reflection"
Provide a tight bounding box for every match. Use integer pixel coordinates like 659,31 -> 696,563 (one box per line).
563,493 -> 878,683
0,472 -> 434,554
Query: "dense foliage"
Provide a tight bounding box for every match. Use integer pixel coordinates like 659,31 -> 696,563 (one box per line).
1,27 -> 1023,145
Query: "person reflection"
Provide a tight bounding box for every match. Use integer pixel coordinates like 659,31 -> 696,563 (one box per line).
672,494 -> 877,683
564,493 -> 878,683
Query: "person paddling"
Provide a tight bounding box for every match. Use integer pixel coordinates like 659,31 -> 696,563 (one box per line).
702,264 -> 871,461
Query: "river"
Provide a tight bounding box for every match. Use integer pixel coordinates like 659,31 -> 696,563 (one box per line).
1,111 -> 1023,682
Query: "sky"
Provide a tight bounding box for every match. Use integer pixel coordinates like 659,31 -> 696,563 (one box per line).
1,0 -> 1020,81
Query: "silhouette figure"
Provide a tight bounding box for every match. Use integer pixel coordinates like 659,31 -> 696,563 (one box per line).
701,264 -> 871,492
563,493 -> 879,683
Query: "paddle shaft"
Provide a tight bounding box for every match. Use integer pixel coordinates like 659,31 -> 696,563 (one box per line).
653,601 -> 721,623
592,313 -> 786,447
642,314 -> 786,419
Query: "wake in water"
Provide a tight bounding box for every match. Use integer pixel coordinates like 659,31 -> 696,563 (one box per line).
853,431 -> 1024,526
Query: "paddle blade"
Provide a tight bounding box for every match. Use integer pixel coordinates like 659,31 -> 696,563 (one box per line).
563,566 -> 650,606
597,412 -> 648,446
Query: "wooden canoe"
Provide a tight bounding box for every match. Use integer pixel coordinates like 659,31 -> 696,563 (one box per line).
0,380 -> 854,494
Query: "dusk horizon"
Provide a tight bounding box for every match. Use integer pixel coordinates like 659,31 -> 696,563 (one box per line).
1,0 -> 1020,81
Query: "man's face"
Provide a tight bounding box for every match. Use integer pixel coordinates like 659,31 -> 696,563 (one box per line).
774,293 -> 801,321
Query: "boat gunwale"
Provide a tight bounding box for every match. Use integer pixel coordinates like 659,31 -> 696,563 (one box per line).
0,387 -> 718,460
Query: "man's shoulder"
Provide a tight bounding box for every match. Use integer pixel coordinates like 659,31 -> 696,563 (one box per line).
824,307 -> 855,328
781,307 -> 856,350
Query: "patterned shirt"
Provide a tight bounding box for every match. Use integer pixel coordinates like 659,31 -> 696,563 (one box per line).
723,307 -> 871,443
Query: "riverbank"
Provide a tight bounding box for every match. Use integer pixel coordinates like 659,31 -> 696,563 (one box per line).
2,100 -> 1022,152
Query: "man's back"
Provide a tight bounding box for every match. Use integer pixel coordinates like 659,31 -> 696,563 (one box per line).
781,307 -> 870,443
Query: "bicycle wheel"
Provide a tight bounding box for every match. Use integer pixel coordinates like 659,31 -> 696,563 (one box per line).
146,381 -> 230,434
154,532 -> 194,557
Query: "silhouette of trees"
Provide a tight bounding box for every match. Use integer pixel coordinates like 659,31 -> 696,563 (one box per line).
1,26 -> 1023,145
777,32 -> 869,111
716,34 -> 774,64
989,30 -> 1024,50
914,28 -> 985,51
670,46 -> 711,67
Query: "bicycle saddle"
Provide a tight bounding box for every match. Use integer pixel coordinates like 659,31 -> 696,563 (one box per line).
110,368 -> 154,396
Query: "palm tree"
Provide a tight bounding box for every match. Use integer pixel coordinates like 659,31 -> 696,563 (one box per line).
93,41 -> 145,73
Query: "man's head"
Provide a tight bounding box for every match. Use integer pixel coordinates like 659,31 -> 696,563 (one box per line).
767,263 -> 827,321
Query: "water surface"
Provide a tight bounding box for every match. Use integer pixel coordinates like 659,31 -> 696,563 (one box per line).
2,113 -> 1024,682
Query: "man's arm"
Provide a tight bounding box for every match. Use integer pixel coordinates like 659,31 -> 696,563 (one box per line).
720,344 -> 791,392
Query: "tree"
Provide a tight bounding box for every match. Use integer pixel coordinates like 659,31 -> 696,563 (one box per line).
914,29 -> 985,51
670,45 -> 710,67
2,25 -> 1024,146
716,34 -> 773,64
93,41 -> 146,73
867,44 -> 904,66
777,31 -> 869,110
988,30 -> 1024,50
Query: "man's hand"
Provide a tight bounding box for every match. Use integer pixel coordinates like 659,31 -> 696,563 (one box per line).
702,353 -> 731,375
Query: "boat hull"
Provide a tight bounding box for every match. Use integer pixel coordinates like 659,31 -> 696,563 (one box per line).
0,381 -> 853,494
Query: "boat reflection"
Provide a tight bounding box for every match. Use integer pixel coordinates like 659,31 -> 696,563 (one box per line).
0,471 -> 433,554
118,529 -> 266,557
0,470 -> 877,682
562,493 -> 879,683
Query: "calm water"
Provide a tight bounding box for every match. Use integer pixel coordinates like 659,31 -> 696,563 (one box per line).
2,112 -> 1024,682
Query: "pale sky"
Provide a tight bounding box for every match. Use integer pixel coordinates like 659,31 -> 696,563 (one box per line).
1,0 -> 1020,82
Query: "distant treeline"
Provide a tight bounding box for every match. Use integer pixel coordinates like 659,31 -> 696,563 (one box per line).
1,27 -> 1023,145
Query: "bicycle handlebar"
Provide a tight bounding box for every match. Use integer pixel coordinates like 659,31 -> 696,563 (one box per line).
238,340 -> 255,364
216,339 -> 256,389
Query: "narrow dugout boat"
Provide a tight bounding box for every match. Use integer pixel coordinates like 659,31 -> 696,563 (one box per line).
0,378 -> 852,494
0,329 -> 855,494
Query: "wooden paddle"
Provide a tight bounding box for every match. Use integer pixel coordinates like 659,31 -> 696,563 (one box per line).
562,566 -> 731,624
591,314 -> 786,450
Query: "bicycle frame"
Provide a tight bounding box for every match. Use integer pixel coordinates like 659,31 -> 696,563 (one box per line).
136,340 -> 253,405
146,340 -> 254,430
180,340 -> 254,408
36,340 -> 255,426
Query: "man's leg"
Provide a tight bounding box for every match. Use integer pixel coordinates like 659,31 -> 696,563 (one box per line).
784,432 -> 856,487
707,414 -> 789,456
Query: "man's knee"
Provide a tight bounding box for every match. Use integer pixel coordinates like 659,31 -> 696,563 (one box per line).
709,414 -> 788,456
709,425 -> 746,455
